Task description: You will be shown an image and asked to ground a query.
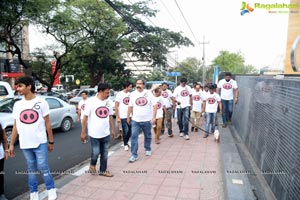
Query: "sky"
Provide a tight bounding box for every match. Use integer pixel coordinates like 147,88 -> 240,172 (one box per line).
29,0 -> 292,70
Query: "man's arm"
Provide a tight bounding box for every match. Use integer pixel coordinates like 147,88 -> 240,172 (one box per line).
234,88 -> 239,104
8,121 -> 18,157
109,115 -> 115,139
152,104 -> 158,125
202,101 -> 206,113
44,115 -> 54,152
127,106 -> 133,124
115,101 -> 120,123
218,101 -> 222,114
80,115 -> 88,142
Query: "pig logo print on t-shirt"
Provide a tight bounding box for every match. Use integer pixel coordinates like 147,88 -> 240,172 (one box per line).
20,102 -> 41,124
123,97 -> 129,105
81,104 -> 85,111
157,102 -> 162,109
162,91 -> 168,98
223,83 -> 232,90
95,106 -> 109,118
180,90 -> 189,97
207,98 -> 216,104
135,97 -> 148,106
193,95 -> 201,101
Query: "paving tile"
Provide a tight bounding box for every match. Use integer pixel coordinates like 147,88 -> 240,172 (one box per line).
73,185 -> 98,198
154,196 -> 176,200
137,184 -> 160,195
143,176 -> 165,185
110,191 -> 134,200
131,193 -> 155,200
118,181 -> 142,193
89,188 -> 115,200
156,186 -> 179,197
177,187 -> 201,199
100,180 -> 124,190
162,177 -> 182,187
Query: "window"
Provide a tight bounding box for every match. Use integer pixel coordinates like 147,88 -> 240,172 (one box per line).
46,98 -> 62,109
0,86 -> 8,96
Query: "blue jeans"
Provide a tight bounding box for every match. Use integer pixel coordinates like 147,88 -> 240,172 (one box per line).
22,143 -> 55,193
177,107 -> 190,135
205,113 -> 217,136
90,135 -> 111,173
221,99 -> 233,124
131,120 -> 152,158
121,118 -> 131,146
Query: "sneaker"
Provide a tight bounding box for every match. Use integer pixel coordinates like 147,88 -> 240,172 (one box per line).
0,194 -> 8,200
222,124 -> 227,128
124,145 -> 129,151
145,151 -> 152,156
30,192 -> 39,200
129,156 -> 138,163
179,133 -> 184,137
195,128 -> 198,132
185,135 -> 190,140
203,135 -> 208,138
191,127 -> 194,132
228,120 -> 232,125
168,134 -> 174,137
48,188 -> 57,200
99,171 -> 114,177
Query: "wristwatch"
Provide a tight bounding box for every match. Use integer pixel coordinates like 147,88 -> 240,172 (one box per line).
48,141 -> 54,145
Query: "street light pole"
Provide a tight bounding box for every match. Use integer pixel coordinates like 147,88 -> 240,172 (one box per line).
199,35 -> 209,84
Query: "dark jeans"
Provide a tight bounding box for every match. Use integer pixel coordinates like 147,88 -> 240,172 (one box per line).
221,99 -> 233,124
90,135 -> 111,173
0,158 -> 4,195
177,106 -> 190,135
121,118 -> 131,146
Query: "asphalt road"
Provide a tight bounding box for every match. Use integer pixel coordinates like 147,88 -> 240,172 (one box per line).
4,120 -> 121,199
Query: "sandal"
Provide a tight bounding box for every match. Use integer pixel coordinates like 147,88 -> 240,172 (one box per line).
87,166 -> 97,175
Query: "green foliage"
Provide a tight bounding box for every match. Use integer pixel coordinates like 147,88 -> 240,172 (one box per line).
212,50 -> 257,74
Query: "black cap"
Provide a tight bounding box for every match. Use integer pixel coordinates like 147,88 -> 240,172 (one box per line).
208,84 -> 216,89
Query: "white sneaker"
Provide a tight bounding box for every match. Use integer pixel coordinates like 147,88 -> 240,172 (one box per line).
48,188 -> 57,200
179,133 -> 184,137
124,145 -> 129,151
145,151 -> 152,156
185,135 -> 190,140
30,192 -> 39,200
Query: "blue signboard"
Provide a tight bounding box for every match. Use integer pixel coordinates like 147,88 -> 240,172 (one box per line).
166,72 -> 181,76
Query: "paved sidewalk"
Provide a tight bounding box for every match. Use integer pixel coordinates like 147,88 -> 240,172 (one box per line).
57,119 -> 224,200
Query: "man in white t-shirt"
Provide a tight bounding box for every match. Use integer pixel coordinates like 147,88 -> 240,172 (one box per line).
8,76 -> 57,200
191,83 -> 204,132
77,90 -> 88,122
161,82 -> 174,137
81,83 -> 115,177
203,84 -> 222,138
127,79 -> 156,162
217,72 -> 239,128
115,81 -> 133,151
172,78 -> 193,140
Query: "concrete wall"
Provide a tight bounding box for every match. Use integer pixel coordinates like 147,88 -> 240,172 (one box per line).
232,75 -> 300,200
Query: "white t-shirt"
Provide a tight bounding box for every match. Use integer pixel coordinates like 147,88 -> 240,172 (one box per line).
153,96 -> 164,119
128,89 -> 154,122
83,97 -> 113,139
192,90 -> 203,112
172,85 -> 193,108
78,99 -> 87,120
203,92 -> 221,113
161,89 -> 173,108
217,79 -> 238,100
115,90 -> 131,119
13,96 -> 49,149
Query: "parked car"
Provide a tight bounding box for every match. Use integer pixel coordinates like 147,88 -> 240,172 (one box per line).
69,88 -> 97,111
38,91 -> 68,102
0,96 -> 77,144
0,81 -> 14,99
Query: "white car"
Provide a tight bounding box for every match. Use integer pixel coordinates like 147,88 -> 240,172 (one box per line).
0,96 -> 77,144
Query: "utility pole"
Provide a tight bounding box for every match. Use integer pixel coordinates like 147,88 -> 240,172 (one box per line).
199,36 -> 209,84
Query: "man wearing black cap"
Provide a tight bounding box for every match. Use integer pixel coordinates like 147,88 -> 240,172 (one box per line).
172,78 -> 193,140
217,72 -> 239,128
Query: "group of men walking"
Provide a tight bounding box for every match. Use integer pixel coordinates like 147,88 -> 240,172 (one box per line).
2,72 -> 238,200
